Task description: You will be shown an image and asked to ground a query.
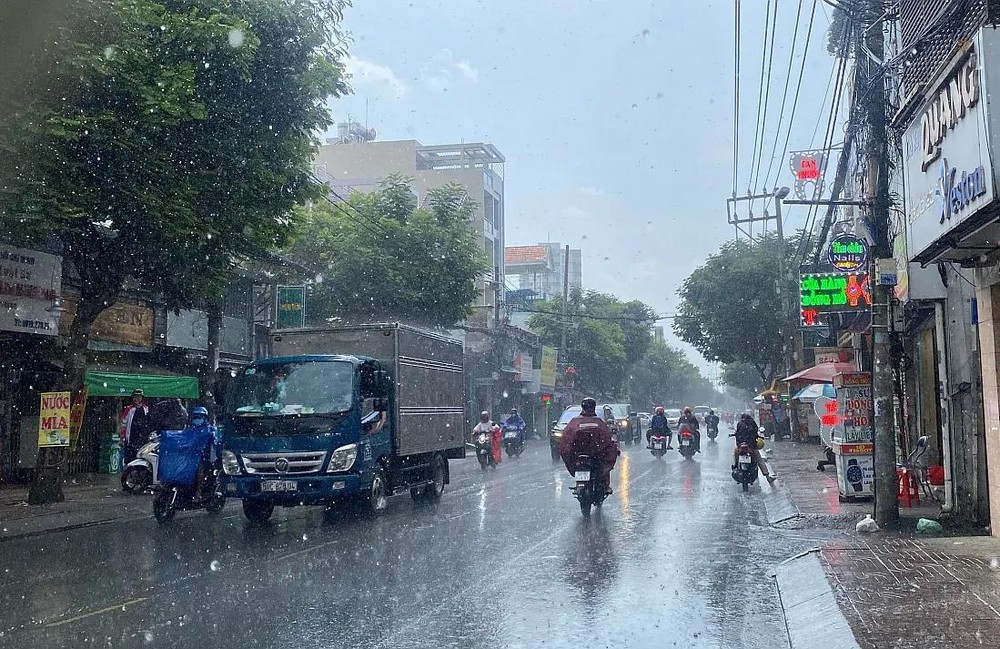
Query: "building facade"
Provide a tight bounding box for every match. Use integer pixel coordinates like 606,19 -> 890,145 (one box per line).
888,1 -> 1000,529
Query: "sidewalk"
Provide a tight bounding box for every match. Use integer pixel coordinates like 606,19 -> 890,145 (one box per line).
0,474 -> 148,541
767,440 -> 1000,648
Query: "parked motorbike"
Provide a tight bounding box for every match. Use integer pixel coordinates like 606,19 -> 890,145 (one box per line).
122,433 -> 158,494
502,423 -> 525,459
648,433 -> 668,460
677,425 -> 697,460
474,429 -> 499,470
730,433 -> 760,492
571,454 -> 609,516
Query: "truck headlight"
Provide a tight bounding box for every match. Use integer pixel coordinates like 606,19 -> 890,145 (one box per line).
327,444 -> 358,473
221,450 -> 242,475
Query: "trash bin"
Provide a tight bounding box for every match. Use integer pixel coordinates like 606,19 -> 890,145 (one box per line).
99,431 -> 122,474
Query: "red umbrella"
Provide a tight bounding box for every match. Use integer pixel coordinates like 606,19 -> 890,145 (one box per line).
782,362 -> 858,383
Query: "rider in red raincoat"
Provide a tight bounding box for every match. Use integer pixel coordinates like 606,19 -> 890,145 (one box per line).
558,397 -> 620,494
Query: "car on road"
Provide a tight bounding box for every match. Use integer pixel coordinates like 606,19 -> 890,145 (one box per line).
549,405 -> 582,461
602,403 -> 633,443
693,405 -> 713,424
664,408 -> 682,430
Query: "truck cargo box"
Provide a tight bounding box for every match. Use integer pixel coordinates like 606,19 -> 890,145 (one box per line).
270,323 -> 465,458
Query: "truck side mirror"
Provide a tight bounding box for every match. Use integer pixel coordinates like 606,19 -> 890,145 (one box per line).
376,370 -> 390,394
373,397 -> 390,412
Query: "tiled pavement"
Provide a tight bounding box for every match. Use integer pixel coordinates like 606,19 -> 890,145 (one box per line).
767,440 -> 1000,648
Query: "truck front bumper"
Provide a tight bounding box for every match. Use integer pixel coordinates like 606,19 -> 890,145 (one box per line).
223,474 -> 362,505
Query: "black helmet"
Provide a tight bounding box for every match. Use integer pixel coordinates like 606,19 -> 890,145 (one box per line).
479,411 -> 490,422
581,397 -> 597,414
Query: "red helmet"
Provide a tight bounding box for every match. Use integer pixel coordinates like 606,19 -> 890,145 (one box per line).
655,406 -> 665,415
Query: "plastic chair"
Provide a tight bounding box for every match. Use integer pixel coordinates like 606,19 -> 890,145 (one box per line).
896,436 -> 936,506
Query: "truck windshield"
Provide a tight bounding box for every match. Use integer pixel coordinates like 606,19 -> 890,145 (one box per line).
230,361 -> 354,416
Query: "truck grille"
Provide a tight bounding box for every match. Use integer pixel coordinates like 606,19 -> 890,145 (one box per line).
241,451 -> 326,475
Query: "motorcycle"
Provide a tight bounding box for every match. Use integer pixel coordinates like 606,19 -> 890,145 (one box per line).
502,423 -> 525,459
571,454 -> 609,516
152,468 -> 226,523
648,433 -> 668,459
152,429 -> 225,524
730,433 -> 760,492
122,433 -> 158,494
706,422 -> 719,442
474,429 -> 499,470
677,425 -> 697,460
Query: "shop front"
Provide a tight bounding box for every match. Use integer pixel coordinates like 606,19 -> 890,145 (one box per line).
897,27 -> 1000,531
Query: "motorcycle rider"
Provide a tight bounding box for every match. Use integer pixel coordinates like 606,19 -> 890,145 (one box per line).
502,407 -> 527,445
646,406 -> 673,449
733,413 -> 776,484
559,397 -> 620,496
705,409 -> 721,436
187,406 -> 221,501
677,406 -> 701,452
472,410 -> 502,465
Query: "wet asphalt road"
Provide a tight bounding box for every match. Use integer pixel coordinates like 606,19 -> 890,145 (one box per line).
0,426 -> 837,649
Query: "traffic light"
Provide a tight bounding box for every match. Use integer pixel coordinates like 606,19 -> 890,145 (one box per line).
541,394 -> 553,406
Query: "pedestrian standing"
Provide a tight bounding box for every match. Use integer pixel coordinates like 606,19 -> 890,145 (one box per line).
119,389 -> 149,466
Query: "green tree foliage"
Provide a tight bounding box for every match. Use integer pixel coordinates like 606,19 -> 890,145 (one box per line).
673,234 -> 799,386
527,290 -> 656,399
0,0 -> 350,392
721,362 -> 764,400
628,341 -> 719,410
285,176 -> 487,327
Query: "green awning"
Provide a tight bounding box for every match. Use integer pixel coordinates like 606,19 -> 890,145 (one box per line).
84,372 -> 200,399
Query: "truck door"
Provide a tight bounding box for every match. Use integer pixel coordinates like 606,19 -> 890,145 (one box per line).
359,361 -> 392,466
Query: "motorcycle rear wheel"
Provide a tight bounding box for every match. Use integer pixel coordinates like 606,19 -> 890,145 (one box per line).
579,498 -> 592,516
153,491 -> 175,524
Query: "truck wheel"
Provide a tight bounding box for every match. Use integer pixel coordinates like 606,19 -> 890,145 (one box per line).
424,454 -> 446,501
243,500 -> 274,524
365,465 -> 389,515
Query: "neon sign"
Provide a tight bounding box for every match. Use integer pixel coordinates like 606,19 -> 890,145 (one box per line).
828,235 -> 868,272
800,272 -> 872,327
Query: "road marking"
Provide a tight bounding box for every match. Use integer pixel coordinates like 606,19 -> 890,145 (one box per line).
45,597 -> 148,628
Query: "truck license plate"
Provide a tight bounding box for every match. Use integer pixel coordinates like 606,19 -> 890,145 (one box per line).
575,470 -> 591,482
261,480 -> 297,492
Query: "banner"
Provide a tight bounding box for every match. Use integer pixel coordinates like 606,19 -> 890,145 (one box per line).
540,346 -> 557,388
276,286 -> 305,329
38,391 -> 71,447
69,385 -> 88,449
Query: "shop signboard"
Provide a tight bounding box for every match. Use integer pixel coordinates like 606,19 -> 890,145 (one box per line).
799,270 -> 872,326
276,286 -> 305,329
60,300 -> 154,348
826,371 -> 874,499
0,245 -> 62,336
540,346 -> 558,389
903,30 -> 1000,262
828,234 -> 868,272
512,352 -> 534,381
37,391 -> 71,448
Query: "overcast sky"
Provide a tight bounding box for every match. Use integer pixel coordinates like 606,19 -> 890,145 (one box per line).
329,0 -> 840,373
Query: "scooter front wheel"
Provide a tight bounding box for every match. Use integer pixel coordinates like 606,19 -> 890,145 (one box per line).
121,466 -> 151,494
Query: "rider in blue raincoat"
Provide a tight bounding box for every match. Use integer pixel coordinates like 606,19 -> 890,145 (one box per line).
502,407 -> 527,444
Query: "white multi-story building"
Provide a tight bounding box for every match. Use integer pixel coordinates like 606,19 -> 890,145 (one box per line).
312,139 -> 505,325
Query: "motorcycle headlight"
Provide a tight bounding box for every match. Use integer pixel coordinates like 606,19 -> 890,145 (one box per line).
221,450 -> 241,475
619,419 -> 629,427
327,443 -> 358,473
551,430 -> 563,437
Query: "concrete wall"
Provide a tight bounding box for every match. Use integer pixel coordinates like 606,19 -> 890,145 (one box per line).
975,277 -> 1000,534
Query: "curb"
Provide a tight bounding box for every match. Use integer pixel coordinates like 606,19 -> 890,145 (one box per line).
774,550 -> 860,649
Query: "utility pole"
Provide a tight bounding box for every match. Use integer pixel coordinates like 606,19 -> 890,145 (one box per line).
560,245 -> 570,401
773,187 -> 794,381
861,7 -> 899,528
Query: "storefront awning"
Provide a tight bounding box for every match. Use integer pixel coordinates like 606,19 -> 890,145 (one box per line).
792,383 -> 836,402
783,362 -> 857,383
84,371 -> 200,398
